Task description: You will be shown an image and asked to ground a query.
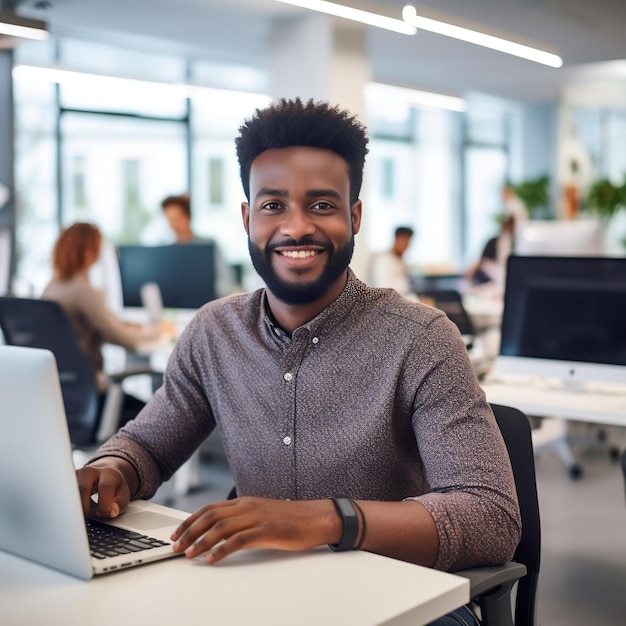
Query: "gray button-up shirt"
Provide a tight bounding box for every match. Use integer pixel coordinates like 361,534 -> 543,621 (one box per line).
92,270 -> 520,571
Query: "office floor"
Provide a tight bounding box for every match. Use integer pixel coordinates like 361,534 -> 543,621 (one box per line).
153,426 -> 626,626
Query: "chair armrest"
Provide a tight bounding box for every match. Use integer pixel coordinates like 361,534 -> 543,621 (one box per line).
108,367 -> 161,384
96,368 -> 162,443
454,562 -> 527,598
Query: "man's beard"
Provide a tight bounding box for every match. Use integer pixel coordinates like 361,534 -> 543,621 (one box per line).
248,235 -> 354,305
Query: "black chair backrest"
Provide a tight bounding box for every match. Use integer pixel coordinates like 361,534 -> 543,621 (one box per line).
417,289 -> 475,338
0,297 -> 100,445
490,403 -> 541,626
621,449 -> 626,504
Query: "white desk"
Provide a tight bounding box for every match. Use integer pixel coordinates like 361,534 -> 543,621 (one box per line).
462,289 -> 503,333
0,547 -> 469,626
482,377 -> 626,427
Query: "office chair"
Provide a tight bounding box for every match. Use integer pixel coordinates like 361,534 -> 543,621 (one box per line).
455,403 -> 541,626
416,289 -> 475,348
0,296 -> 156,449
621,449 -> 626,504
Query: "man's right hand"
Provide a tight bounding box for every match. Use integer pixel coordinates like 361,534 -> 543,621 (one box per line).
76,458 -> 138,518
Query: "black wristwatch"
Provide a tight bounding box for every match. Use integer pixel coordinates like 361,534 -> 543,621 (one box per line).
328,497 -> 359,552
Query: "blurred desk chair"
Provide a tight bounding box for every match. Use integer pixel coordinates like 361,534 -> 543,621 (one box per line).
621,448 -> 626,502
416,289 -> 475,348
0,297 -> 156,462
455,403 -> 541,626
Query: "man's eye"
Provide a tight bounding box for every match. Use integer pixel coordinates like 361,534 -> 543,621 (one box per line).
262,202 -> 282,211
314,202 -> 333,211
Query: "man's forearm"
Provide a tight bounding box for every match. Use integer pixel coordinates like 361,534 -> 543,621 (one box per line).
355,500 -> 439,567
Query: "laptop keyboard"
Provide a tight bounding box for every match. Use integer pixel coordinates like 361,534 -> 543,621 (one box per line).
86,518 -> 171,560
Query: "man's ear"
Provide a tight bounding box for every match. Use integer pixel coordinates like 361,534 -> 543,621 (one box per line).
241,202 -> 250,234
351,200 -> 362,235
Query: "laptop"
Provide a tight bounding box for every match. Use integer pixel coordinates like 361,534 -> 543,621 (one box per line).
0,345 -> 189,579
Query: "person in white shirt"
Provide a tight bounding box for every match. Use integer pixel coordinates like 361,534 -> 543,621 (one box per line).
368,225 -> 416,298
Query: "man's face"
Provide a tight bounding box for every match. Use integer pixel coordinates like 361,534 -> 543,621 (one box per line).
163,204 -> 191,240
395,233 -> 412,257
242,146 -> 361,305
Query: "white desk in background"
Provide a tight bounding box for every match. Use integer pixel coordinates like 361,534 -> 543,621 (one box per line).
461,288 -> 503,334
481,376 -> 626,476
481,376 -> 626,428
0,547 -> 469,626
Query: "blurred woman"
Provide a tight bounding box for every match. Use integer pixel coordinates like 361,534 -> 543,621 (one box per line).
42,222 -> 163,425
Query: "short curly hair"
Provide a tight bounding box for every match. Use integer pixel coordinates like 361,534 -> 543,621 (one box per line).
235,98 -> 369,204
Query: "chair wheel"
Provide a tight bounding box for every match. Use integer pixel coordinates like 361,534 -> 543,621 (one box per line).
568,465 -> 583,480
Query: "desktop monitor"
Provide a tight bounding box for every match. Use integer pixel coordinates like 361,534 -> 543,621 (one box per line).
514,219 -> 605,256
117,243 -> 216,309
496,255 -> 626,389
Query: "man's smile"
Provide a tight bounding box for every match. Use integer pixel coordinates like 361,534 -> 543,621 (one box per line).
277,249 -> 323,259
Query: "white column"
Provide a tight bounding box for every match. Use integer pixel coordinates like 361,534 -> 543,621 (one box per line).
267,14 -> 371,280
0,50 -> 15,295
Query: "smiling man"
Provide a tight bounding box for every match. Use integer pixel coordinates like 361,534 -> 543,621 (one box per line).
79,99 -> 520,626
245,144 -> 360,327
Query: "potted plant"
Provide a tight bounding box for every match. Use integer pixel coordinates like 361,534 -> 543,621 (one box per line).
585,176 -> 626,254
585,176 -> 626,222
510,174 -> 550,219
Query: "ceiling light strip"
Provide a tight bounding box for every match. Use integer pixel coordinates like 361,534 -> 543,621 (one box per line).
12,64 -> 187,95
275,0 -> 416,35
0,21 -> 48,41
12,64 -> 271,104
367,82 -> 467,112
402,5 -> 562,68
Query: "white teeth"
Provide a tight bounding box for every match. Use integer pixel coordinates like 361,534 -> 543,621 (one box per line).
281,250 -> 319,258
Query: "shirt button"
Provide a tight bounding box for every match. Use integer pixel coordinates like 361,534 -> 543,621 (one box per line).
312,337 -> 319,344
283,436 -> 292,446
283,372 -> 293,382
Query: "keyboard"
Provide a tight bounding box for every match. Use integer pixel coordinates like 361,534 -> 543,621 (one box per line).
86,518 -> 170,560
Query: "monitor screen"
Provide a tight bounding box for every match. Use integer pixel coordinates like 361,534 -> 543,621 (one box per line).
497,256 -> 626,388
117,243 -> 216,309
514,219 -> 605,256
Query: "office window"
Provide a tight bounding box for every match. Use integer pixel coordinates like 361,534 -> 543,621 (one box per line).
367,103 -> 416,141
466,110 -> 508,145
208,157 -> 225,206
365,107 -> 460,271
380,157 -> 395,200
366,139 -> 417,252
464,146 -> 508,265
12,76 -> 57,296
190,92 -> 270,267
60,112 -> 187,244
70,156 -> 88,213
462,104 -> 511,267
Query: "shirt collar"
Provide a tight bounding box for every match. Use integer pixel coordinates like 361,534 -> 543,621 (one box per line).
260,268 -> 365,345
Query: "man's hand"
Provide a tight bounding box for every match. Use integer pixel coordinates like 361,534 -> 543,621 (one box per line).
171,497 -> 341,564
76,458 -> 138,518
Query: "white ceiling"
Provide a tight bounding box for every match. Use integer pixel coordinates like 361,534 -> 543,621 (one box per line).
14,0 -> 626,104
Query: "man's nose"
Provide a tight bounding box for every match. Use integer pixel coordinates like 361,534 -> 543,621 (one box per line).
280,207 -> 316,240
